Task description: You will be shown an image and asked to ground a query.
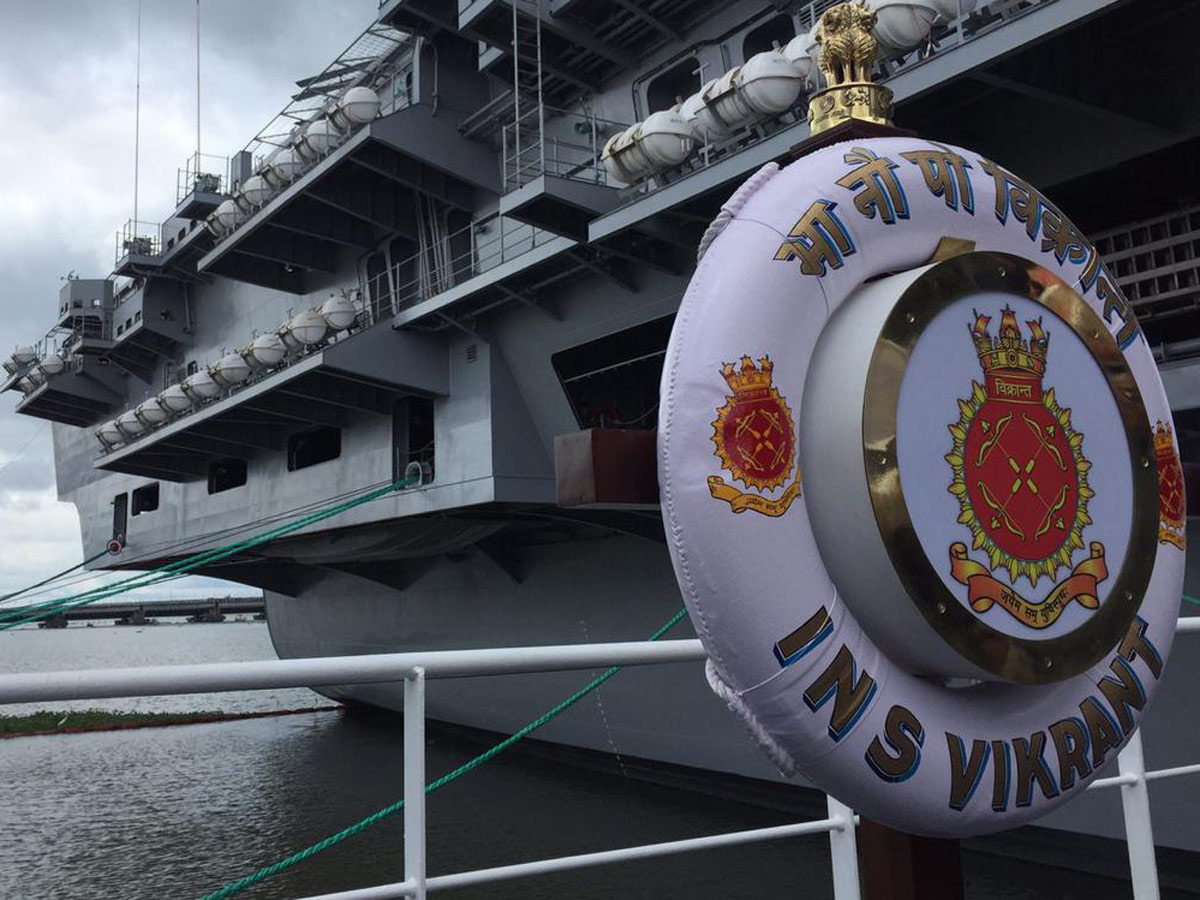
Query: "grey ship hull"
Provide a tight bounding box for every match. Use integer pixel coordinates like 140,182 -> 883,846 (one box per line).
265,526 -> 1200,857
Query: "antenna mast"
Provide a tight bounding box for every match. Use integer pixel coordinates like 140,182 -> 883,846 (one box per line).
133,0 -> 142,225
196,0 -> 201,160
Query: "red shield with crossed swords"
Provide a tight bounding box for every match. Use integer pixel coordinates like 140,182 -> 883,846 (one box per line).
963,393 -> 1079,564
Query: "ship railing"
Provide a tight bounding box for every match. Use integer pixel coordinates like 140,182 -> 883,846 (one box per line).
368,213 -> 559,315
114,219 -> 162,267
502,106 -> 627,192
176,151 -> 229,206
1,616 -> 1197,899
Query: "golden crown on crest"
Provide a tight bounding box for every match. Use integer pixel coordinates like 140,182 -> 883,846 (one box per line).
1154,420 -> 1175,454
970,307 -> 1049,378
722,355 -> 774,395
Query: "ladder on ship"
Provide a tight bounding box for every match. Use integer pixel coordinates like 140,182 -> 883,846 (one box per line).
505,0 -> 545,191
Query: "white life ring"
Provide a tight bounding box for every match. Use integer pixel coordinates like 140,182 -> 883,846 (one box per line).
659,136 -> 1186,836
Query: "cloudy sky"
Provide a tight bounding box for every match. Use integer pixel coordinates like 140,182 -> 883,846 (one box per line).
0,0 -> 376,599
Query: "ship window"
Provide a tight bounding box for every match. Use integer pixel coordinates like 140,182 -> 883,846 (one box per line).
208,458 -> 247,494
288,426 -> 341,471
743,14 -> 795,60
646,57 -> 699,113
393,397 -> 435,483
552,314 -> 675,430
131,482 -> 159,516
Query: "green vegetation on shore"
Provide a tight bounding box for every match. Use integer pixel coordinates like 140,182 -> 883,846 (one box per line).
2,709 -> 237,737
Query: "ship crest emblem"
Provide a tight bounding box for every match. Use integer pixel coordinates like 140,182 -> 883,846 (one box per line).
946,308 -> 1108,630
708,355 -> 802,517
1155,420 -> 1186,550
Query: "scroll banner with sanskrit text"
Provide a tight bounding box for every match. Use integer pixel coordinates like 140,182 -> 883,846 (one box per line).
707,475 -> 801,517
949,542 -> 1107,629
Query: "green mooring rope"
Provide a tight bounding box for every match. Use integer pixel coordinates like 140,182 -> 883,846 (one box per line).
199,605 -> 691,900
0,478 -> 418,630
1184,594 -> 1200,609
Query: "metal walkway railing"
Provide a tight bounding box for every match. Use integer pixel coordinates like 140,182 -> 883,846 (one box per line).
1,618 -> 1197,899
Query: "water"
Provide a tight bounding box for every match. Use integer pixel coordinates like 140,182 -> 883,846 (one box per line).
0,624 -> 1187,899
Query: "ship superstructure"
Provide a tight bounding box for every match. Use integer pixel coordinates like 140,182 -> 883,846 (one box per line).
6,0 -> 1200,861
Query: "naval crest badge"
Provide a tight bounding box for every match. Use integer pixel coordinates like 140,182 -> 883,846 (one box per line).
1155,420 -> 1186,550
708,355 -> 802,517
945,308 -> 1107,630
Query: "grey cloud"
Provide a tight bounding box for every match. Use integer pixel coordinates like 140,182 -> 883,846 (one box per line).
0,0 -> 376,591
0,443 -> 57,496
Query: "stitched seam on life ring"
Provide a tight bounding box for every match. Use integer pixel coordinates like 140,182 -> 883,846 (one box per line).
697,162 -> 781,263
660,247 -> 732,682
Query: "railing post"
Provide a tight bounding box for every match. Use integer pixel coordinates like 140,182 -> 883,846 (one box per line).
1118,729 -> 1160,900
404,667 -> 427,900
826,794 -> 861,900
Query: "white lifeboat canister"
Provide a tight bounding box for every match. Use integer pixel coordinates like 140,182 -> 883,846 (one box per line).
213,352 -> 251,386
12,345 -> 36,366
689,77 -> 734,141
278,321 -> 301,350
602,110 -> 696,185
183,369 -> 221,400
2,354 -> 17,374
738,49 -> 805,118
782,33 -> 817,84
205,212 -> 227,237
601,124 -> 650,185
705,68 -> 759,133
269,147 -> 306,184
241,175 -> 272,208
298,119 -> 340,159
638,108 -> 696,171
868,0 -> 979,54
660,138 -> 1184,839
115,410 -> 145,437
288,308 -> 329,346
36,354 -> 65,378
319,293 -> 358,331
247,333 -> 287,368
97,420 -> 124,448
332,86 -> 381,130
261,150 -> 288,188
214,199 -> 242,234
16,376 -> 36,394
159,384 -> 193,413
26,368 -> 45,386
783,28 -> 822,88
868,0 -> 938,52
135,397 -> 170,426
679,90 -> 716,143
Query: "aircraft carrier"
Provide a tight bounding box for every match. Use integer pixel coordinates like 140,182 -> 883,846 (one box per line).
5,0 -> 1200,861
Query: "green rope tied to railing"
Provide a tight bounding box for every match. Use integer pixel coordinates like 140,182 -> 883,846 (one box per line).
0,478 -> 418,630
1184,594 -> 1200,609
200,605 -> 691,900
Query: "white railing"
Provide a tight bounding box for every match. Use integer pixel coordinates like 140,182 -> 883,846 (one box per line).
1,619 -> 1197,899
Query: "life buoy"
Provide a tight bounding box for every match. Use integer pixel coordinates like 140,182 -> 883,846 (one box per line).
659,137 -> 1185,836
